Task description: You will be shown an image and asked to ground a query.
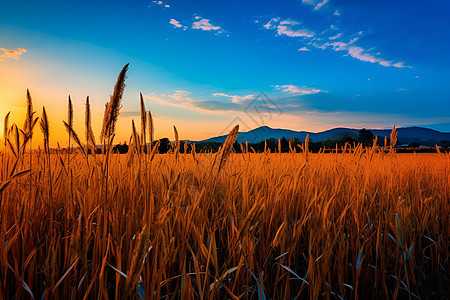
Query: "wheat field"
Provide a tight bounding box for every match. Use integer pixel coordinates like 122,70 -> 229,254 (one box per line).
0,66 -> 448,299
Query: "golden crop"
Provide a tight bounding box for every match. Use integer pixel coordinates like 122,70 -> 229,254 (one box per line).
0,65 -> 447,299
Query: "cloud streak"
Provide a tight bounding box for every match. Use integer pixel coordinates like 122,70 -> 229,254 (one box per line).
264,18 -> 315,38
275,84 -> 323,95
312,37 -> 412,68
0,48 -> 27,62
212,92 -> 255,103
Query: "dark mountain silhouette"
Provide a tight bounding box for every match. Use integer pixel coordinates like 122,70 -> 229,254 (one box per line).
196,125 -> 450,146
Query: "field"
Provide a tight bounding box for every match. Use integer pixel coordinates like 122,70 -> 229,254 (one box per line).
0,147 -> 448,299
0,66 -> 448,299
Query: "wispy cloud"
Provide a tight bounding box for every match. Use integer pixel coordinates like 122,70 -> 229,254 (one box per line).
334,10 -> 340,16
263,18 -> 314,38
0,48 -> 27,62
169,19 -> 186,30
192,17 -> 224,34
298,47 -> 310,51
302,0 -> 329,10
313,37 -> 412,68
275,84 -> 323,95
328,33 -> 342,40
212,92 -> 255,103
314,0 -> 329,10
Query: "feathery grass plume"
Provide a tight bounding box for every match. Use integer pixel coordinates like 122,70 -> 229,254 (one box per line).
305,134 -> 310,158
191,142 -> 198,164
40,107 -> 50,154
124,225 -> 149,297
63,121 -> 87,159
278,138 -> 281,154
390,125 -> 398,152
140,93 -> 147,152
384,136 -> 388,151
100,63 -> 129,143
85,96 -> 96,153
23,89 -> 33,135
68,96 -> 73,128
212,124 -> 239,174
184,140 -> 188,154
245,140 -> 248,154
148,110 -> 154,149
173,125 -> 180,159
372,135 -> 378,149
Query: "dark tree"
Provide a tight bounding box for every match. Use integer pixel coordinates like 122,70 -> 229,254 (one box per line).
158,138 -> 171,154
358,128 -> 375,147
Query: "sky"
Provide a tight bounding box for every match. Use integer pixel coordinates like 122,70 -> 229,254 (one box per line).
1,0 -> 449,145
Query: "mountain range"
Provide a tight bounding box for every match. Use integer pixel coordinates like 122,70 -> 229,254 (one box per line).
196,126 -> 450,146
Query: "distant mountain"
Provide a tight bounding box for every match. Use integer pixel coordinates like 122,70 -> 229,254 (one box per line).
196,125 -> 450,146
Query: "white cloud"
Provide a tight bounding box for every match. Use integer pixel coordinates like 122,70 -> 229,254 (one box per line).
170,90 -> 191,101
212,92 -> 254,104
275,85 -> 323,95
298,47 -> 310,52
328,33 -> 342,40
263,18 -> 314,38
150,0 -> 170,8
334,10 -> 340,16
314,0 -> 329,10
192,18 -> 223,33
393,62 -> 412,69
169,19 -> 183,28
312,37 -> 411,68
0,48 -> 27,62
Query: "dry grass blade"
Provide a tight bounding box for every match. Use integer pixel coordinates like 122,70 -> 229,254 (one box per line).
0,169 -> 31,196
124,225 -> 149,297
131,120 -> 140,153
63,121 -> 87,158
3,111 -> 10,144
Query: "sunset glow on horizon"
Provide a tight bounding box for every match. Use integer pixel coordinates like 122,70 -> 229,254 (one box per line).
1,0 -> 450,146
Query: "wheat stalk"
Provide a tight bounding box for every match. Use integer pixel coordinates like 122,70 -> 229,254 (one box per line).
100,63 -> 129,144
40,107 -> 50,154
212,124 -> 239,174
124,225 -> 149,297
173,125 -> 179,160
140,93 -> 147,153
85,96 -> 96,154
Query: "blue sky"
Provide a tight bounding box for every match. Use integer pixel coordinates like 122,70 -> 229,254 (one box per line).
1,0 -> 449,142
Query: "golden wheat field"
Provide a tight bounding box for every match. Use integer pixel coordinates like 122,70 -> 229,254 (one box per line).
0,147 -> 449,299
0,66 -> 448,299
